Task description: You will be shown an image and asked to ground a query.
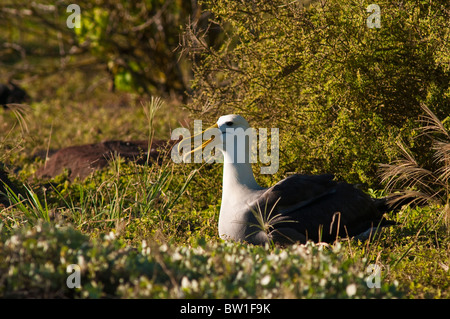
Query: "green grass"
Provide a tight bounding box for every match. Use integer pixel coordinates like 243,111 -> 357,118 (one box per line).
0,221 -> 404,298
0,70 -> 449,299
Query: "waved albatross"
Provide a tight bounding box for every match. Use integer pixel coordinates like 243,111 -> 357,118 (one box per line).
193,114 -> 401,245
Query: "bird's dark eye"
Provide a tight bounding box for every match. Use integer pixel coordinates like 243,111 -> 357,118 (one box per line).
225,121 -> 233,126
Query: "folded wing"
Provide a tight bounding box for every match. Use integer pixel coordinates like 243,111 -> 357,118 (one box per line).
249,174 -> 389,243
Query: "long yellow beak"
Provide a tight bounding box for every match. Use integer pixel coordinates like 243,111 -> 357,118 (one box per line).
179,123 -> 219,160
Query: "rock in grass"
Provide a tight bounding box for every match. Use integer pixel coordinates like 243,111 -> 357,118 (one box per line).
35,139 -> 174,181
0,81 -> 30,108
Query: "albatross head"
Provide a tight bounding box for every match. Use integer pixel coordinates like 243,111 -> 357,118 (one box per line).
214,114 -> 256,165
216,114 -> 250,132
211,114 -> 261,188
198,114 -> 253,159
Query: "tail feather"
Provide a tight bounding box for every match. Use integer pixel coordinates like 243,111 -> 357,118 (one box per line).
374,194 -> 426,213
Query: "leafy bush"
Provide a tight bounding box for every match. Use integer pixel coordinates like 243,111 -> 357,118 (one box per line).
185,0 -> 450,186
73,0 -> 196,95
0,222 -> 403,298
0,0 -> 203,97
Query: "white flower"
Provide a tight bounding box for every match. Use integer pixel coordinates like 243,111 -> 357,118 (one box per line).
172,251 -> 183,261
346,283 -> 357,297
104,231 -> 115,241
7,235 -> 20,247
181,276 -> 199,291
260,264 -> 269,274
279,250 -> 288,260
181,276 -> 190,289
260,275 -> 271,286
77,255 -> 86,270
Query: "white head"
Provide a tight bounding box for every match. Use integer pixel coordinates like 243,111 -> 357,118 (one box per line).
216,114 -> 250,132
214,114 -> 256,164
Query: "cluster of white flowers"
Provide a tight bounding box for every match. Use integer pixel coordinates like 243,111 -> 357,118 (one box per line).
0,223 -> 401,298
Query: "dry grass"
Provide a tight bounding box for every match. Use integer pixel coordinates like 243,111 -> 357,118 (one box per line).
380,104 -> 450,228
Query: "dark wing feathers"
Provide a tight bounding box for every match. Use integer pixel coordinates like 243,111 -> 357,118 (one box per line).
258,174 -> 336,209
251,174 -> 388,243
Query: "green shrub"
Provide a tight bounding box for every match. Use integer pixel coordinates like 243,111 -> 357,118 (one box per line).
73,0 -> 196,95
186,0 -> 450,186
0,0 -> 201,97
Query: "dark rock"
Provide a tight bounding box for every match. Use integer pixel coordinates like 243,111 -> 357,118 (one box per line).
0,81 -> 30,108
35,139 -> 175,181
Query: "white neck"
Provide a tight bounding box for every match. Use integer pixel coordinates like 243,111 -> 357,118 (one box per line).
222,161 -> 260,192
217,128 -> 265,241
218,152 -> 264,241
220,150 -> 263,210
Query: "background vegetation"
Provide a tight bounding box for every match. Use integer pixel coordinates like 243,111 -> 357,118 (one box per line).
0,0 -> 449,299
186,0 -> 450,187
0,0 -> 208,98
